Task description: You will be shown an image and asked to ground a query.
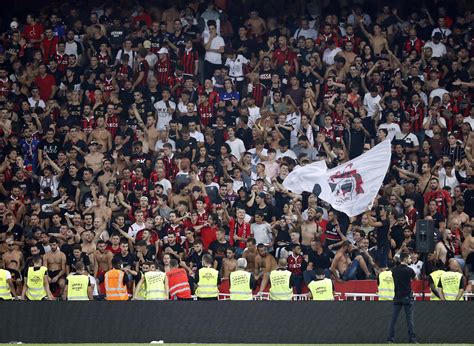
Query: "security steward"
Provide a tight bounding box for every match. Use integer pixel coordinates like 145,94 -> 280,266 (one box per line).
195,254 -> 220,300
428,262 -> 445,301
377,267 -> 395,301
104,257 -> 129,300
0,266 -> 17,300
230,258 -> 256,300
135,262 -> 152,300
21,255 -> 54,300
269,258 -> 294,300
438,258 -> 465,301
64,261 -> 93,301
166,259 -> 192,300
308,268 -> 334,300
133,262 -> 168,300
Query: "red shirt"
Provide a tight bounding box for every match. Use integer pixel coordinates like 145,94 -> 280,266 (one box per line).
155,57 -> 171,85
34,74 -> 56,101
424,189 -> 452,218
23,23 -> 44,47
200,225 -> 218,251
229,217 -> 252,249
106,114 -> 119,138
272,48 -> 297,70
287,254 -> 303,275
41,36 -> 59,63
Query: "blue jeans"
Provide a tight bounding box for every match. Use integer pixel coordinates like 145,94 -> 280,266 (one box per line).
387,297 -> 416,342
303,269 -> 331,284
341,259 -> 360,281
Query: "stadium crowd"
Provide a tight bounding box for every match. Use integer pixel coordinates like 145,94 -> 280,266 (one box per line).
0,0 -> 473,301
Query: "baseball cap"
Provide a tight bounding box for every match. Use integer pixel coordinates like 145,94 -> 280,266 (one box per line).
257,192 -> 266,198
158,47 -> 168,54
143,40 -> 151,49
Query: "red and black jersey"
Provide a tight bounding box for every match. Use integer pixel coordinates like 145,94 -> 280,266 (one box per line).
179,48 -> 198,76
405,103 -> 424,133
121,179 -> 133,197
251,82 -> 267,107
440,102 -> 459,132
320,125 -> 335,141
132,177 -> 150,193
136,59 -> 149,87
96,52 -> 111,66
404,38 -> 425,55
168,73 -> 184,98
331,111 -> 344,137
198,102 -> 215,128
166,223 -> 184,244
424,189 -> 452,219
103,76 -> 115,97
81,116 -> 96,134
163,156 -> 178,181
155,57 -> 171,86
315,33 -> 340,49
54,53 -> 69,73
105,114 -> 119,137
197,86 -> 220,106
341,34 -> 361,53
287,254 -> 303,276
116,63 -> 133,83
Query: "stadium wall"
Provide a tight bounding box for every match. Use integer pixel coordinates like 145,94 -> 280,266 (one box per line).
1,301 -> 472,344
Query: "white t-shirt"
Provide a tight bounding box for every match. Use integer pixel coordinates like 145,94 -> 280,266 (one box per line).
363,93 -> 382,118
154,100 -> 176,130
190,130 -> 205,143
378,122 -> 401,140
322,47 -> 342,66
116,49 -> 136,68
225,54 -> 249,81
248,106 -> 261,128
226,138 -> 246,160
423,41 -> 446,58
128,222 -> 145,238
276,149 -> 297,160
395,132 -> 419,147
156,178 -> 172,195
251,222 -> 273,246
204,36 -> 225,64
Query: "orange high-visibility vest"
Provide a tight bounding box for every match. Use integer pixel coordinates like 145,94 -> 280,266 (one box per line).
166,268 -> 192,300
104,269 -> 128,300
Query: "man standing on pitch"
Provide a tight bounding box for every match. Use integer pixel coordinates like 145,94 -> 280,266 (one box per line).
387,252 -> 417,344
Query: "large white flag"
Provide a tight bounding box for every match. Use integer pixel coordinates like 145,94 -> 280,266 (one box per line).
283,140 -> 392,217
282,160 -> 328,194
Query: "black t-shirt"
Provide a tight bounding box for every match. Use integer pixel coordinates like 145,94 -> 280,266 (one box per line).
176,137 -> 198,160
208,240 -> 231,270
113,252 -> 136,269
391,264 -> 416,300
38,139 -> 61,161
376,219 -> 390,244
162,243 -> 184,261
66,252 -> 91,271
308,249 -> 334,270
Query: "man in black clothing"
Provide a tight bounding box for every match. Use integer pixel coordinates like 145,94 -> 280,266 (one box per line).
387,252 -> 417,344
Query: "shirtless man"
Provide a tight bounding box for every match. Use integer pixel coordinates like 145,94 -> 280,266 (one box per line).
243,238 -> 258,273
359,19 -> 388,56
221,248 -> 237,280
170,185 -> 192,209
84,192 -> 112,224
300,208 -> 322,253
43,237 -> 67,295
330,240 -> 374,281
254,243 -> 277,293
395,162 -> 433,194
88,115 -> 112,153
2,238 -> 24,273
84,141 -> 105,174
80,230 -> 97,262
97,159 -> 116,193
135,113 -> 160,154
245,10 -> 266,37
449,200 -> 470,226
93,240 -> 113,295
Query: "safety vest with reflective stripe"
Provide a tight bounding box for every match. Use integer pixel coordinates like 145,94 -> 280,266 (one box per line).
66,274 -> 90,300
196,267 -> 219,298
166,268 -> 192,299
429,270 -> 445,301
104,269 -> 128,300
308,278 -> 334,301
26,266 -> 48,300
269,269 -> 293,300
0,269 -> 13,300
440,271 -> 463,301
377,270 -> 395,301
136,271 -> 147,300
230,270 -> 252,300
145,271 -> 167,300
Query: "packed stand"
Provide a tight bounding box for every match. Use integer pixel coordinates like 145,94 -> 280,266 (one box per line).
0,0 -> 473,301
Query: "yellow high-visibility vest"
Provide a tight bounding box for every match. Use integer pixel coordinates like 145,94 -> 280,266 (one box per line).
145,271 -> 167,300
308,278 -> 334,301
0,269 -> 13,300
440,271 -> 463,301
429,270 -> 445,301
230,270 -> 252,300
269,270 -> 293,300
136,271 -> 147,300
377,270 -> 395,301
196,267 -> 219,298
26,266 -> 48,300
66,274 -> 90,301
